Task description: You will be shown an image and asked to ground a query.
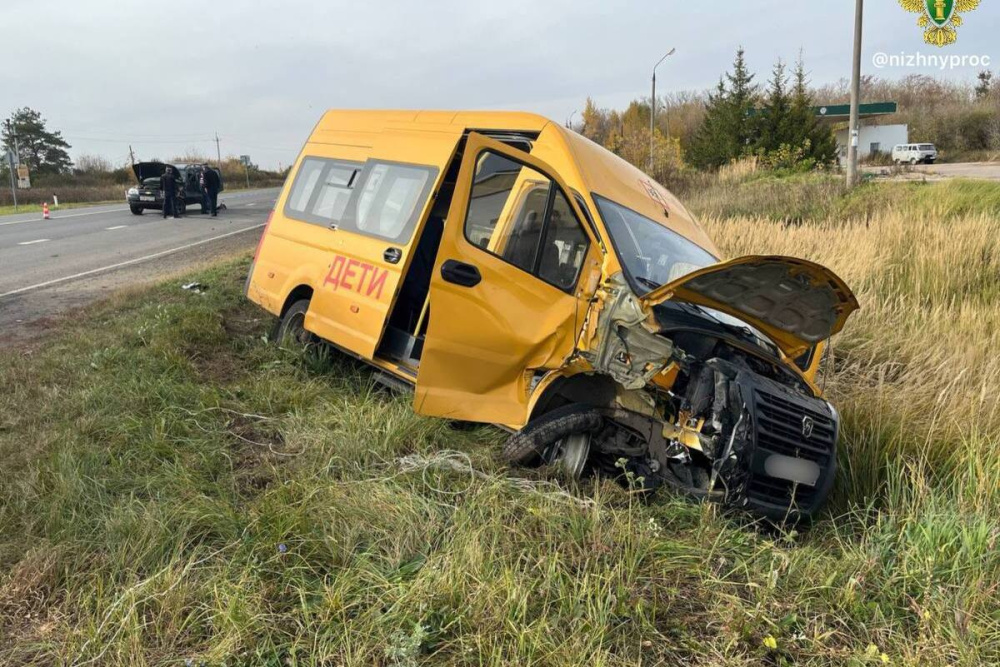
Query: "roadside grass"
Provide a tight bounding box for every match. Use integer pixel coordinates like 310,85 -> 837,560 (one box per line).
1,178 -> 999,664
0,201 -> 120,217
0,181 -> 284,217
686,173 -> 1000,223
0,184 -> 282,218
0,184 -> 129,210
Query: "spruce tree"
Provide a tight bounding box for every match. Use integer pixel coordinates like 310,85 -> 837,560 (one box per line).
757,59 -> 792,154
688,47 -> 760,169
789,55 -> 837,164
726,47 -> 760,152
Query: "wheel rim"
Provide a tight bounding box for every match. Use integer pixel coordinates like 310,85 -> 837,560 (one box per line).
547,432 -> 592,479
282,312 -> 311,346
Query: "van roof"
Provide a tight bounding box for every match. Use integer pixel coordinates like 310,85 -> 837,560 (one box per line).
314,109 -> 552,135
309,109 -> 719,256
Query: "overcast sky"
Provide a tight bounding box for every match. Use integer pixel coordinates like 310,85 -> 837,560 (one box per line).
3,0 -> 996,169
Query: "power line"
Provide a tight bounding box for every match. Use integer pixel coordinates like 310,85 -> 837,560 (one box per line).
61,129 -> 216,139
63,135 -> 216,145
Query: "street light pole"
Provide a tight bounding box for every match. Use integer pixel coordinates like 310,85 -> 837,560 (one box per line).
650,47 -> 676,171
847,0 -> 864,187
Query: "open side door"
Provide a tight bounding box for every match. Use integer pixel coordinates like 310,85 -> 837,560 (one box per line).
414,132 -> 601,426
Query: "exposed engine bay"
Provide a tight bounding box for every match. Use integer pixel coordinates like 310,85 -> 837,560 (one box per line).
513,273 -> 842,521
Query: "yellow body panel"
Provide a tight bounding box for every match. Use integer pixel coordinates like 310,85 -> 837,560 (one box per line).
414,133 -> 601,426
246,109 -> 855,431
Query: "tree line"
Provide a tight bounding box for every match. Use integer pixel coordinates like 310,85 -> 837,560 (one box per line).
580,48 -> 838,179
579,47 -> 999,179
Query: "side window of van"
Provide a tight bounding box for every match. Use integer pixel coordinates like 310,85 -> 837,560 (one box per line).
285,157 -> 437,244
352,162 -> 436,242
464,151 -> 589,291
285,157 -> 361,227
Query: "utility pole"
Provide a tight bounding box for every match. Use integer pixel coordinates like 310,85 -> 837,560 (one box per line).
5,151 -> 16,212
3,120 -> 18,211
847,0 -> 864,187
128,145 -> 136,166
214,132 -> 221,166
9,123 -> 20,170
650,47 -> 676,171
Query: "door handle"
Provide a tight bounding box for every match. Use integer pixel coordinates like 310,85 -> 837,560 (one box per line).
440,259 -> 481,287
384,247 -> 402,264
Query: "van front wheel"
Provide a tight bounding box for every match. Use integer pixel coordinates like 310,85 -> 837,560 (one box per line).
274,299 -> 318,348
503,403 -> 603,468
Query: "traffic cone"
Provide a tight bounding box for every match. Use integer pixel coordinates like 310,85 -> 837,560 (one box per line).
42,202 -> 50,220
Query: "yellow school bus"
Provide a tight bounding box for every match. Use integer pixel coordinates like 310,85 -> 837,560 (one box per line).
245,110 -> 858,521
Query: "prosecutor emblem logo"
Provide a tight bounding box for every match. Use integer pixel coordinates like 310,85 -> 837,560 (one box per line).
898,0 -> 981,47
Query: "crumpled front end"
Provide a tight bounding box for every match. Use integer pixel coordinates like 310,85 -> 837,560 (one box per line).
561,267 -> 849,521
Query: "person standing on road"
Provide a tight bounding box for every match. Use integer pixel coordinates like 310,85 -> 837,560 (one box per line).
201,165 -> 221,217
160,166 -> 179,219
199,166 -> 209,214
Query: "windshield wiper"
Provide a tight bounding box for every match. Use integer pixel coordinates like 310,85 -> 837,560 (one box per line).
634,275 -> 662,291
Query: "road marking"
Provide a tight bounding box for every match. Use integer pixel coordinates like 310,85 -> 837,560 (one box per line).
105,225 -> 128,230
0,207 -> 129,227
0,224 -> 265,300
245,202 -> 256,207
18,239 -> 49,245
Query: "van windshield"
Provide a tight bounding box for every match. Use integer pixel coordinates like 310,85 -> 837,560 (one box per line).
919,144 -> 935,150
594,194 -> 716,294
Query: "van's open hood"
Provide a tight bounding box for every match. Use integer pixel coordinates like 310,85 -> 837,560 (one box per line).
132,162 -> 174,182
639,256 -> 859,358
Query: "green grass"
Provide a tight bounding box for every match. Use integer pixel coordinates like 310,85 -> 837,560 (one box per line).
2,177 -> 1000,664
0,181 -> 282,217
0,201 -> 119,217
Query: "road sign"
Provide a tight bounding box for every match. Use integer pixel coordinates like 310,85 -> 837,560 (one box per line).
16,165 -> 30,189
240,155 -> 251,166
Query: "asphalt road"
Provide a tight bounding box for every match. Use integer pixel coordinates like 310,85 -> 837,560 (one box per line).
0,188 -> 278,343
913,162 -> 1000,181
865,161 -> 1000,181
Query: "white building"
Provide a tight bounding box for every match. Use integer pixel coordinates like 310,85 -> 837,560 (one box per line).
835,124 -> 909,165
811,101 -> 907,166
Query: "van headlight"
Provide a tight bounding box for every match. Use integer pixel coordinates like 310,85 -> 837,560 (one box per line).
127,187 -> 139,196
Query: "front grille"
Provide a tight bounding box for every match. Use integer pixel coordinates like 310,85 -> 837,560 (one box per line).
746,385 -> 837,514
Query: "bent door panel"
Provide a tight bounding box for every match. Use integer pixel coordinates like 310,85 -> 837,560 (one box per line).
415,133 -> 600,426
303,130 -> 460,358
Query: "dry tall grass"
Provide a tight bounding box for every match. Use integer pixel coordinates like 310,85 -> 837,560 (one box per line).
704,204 -> 1000,506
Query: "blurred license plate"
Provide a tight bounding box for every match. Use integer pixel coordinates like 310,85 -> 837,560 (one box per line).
139,196 -> 155,201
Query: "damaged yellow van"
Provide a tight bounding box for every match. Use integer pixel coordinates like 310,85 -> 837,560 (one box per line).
245,110 -> 858,520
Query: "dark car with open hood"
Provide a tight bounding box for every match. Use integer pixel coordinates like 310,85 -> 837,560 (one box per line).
126,162 -> 224,215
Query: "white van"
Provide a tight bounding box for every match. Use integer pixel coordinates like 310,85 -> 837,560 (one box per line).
892,144 -> 938,165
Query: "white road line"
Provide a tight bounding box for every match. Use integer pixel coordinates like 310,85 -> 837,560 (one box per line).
18,239 -> 49,245
105,225 -> 128,230
0,207 -> 129,227
0,224 -> 265,300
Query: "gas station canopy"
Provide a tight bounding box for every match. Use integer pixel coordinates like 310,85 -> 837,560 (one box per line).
813,102 -> 897,121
